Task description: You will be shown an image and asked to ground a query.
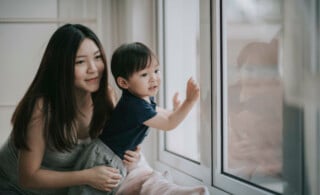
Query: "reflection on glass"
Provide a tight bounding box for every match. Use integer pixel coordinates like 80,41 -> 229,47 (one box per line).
224,0 -> 284,193
163,0 -> 200,161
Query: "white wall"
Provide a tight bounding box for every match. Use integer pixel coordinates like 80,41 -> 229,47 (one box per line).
0,0 -> 58,145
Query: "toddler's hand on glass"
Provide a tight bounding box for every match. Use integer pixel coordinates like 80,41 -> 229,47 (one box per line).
185,77 -> 200,103
172,92 -> 181,111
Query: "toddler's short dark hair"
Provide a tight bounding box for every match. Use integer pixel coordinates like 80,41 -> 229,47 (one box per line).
111,42 -> 157,88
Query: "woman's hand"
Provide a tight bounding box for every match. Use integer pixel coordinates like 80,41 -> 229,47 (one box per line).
87,165 -> 122,192
123,145 -> 141,170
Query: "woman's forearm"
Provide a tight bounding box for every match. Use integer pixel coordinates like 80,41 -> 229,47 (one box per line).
19,168 -> 90,189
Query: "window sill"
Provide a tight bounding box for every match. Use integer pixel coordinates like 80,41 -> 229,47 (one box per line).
153,161 -> 230,195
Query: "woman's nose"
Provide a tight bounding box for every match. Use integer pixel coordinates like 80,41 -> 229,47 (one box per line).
87,60 -> 98,72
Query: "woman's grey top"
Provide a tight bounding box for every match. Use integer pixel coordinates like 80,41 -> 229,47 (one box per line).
0,137 -> 91,195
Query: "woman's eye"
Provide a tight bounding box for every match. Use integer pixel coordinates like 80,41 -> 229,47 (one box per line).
75,60 -> 84,65
155,69 -> 160,74
95,55 -> 102,60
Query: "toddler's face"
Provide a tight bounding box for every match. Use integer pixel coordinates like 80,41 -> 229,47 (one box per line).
126,57 -> 161,101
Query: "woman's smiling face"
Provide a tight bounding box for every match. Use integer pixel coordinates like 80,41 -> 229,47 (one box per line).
74,38 -> 105,95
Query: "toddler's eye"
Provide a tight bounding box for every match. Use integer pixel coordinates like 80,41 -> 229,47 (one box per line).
141,73 -> 148,77
155,69 -> 160,74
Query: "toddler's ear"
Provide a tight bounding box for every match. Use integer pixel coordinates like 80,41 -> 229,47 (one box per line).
117,77 -> 129,89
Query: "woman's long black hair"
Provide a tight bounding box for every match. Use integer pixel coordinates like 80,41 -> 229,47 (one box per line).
11,24 -> 114,151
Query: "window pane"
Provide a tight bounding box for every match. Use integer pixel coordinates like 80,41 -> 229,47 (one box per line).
163,0 -> 200,161
223,0 -> 286,193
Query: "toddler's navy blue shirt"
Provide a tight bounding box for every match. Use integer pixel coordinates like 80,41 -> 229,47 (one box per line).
99,90 -> 157,159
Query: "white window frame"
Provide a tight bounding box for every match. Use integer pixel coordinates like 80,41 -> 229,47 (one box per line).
155,0 -> 212,187
213,0 -> 273,193
213,0 -> 289,194
213,0 -> 320,195
155,0 -> 320,195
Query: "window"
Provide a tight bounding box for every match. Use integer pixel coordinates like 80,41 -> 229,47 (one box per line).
215,0 -> 306,194
156,0 -> 319,194
224,0 -> 284,192
163,0 -> 200,162
156,0 -> 211,184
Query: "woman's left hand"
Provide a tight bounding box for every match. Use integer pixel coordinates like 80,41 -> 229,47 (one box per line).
123,145 -> 141,169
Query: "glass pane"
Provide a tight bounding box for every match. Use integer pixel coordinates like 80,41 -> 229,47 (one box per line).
163,0 -> 200,161
223,0 -> 286,193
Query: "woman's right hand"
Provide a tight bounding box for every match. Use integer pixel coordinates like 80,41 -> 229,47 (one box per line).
87,165 -> 122,192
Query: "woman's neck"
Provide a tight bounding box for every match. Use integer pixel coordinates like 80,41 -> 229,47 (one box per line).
75,91 -> 92,109
75,92 -> 93,139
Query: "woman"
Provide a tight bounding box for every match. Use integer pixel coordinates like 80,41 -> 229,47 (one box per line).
0,24 -> 140,195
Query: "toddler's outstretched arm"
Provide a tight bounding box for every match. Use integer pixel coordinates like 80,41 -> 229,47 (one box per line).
144,77 -> 200,131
